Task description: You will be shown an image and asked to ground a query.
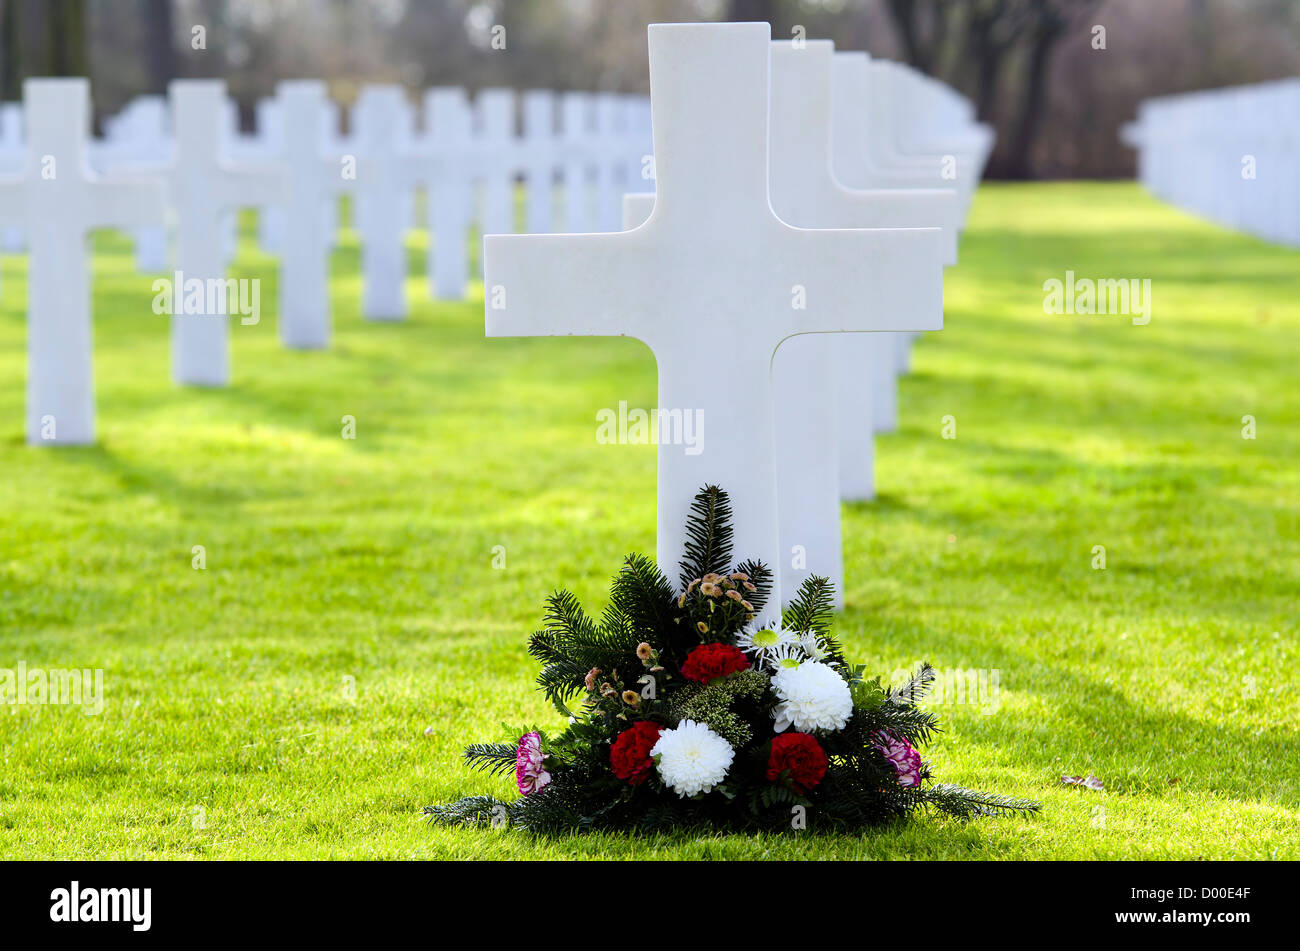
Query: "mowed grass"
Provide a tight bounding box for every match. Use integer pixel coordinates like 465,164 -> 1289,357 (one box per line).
0,183 -> 1296,860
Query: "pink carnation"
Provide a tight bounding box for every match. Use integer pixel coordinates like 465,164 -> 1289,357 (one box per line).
515,731 -> 551,795
873,731 -> 923,788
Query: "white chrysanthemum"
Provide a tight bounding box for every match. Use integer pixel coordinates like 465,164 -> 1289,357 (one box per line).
735,621 -> 794,660
651,719 -> 734,797
771,661 -> 853,733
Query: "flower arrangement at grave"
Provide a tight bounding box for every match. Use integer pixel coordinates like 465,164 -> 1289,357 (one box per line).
427,486 -> 1038,833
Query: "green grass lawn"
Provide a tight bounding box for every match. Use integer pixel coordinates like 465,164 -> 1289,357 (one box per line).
0,183 -> 1296,860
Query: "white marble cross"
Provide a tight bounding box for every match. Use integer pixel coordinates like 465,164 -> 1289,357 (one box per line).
485,23 -> 942,593
0,79 -> 166,445
522,91 -> 556,235
273,81 -> 347,349
165,80 -> 286,385
561,92 -> 593,232
834,54 -> 966,393
95,95 -> 172,274
767,40 -> 955,604
476,89 -> 516,238
251,97 -> 285,254
0,102 -> 24,254
353,84 -> 426,321
592,93 -> 625,232
425,87 -> 474,300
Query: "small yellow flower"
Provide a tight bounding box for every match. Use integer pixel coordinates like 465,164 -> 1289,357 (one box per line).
622,690 -> 640,707
725,589 -> 742,602
696,621 -> 709,634
636,642 -> 653,661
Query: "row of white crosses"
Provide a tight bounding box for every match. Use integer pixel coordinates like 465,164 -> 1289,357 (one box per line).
1122,79 -> 1300,247
187,84 -> 651,304
0,77 -> 652,442
487,22 -> 992,606
0,82 -> 651,308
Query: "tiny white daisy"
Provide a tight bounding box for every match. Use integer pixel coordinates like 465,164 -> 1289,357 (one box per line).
799,631 -> 834,663
766,642 -> 807,672
735,621 -> 793,660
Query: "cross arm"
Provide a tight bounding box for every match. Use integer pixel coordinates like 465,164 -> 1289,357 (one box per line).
219,162 -> 289,209
484,231 -> 657,343
779,225 -> 944,336
830,187 -> 960,266
89,176 -> 167,230
0,175 -> 23,224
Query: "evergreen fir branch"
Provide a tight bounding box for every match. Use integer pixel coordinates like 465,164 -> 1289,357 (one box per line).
781,575 -> 842,659
886,662 -> 937,706
423,795 -> 512,827
678,485 -> 735,589
733,558 -> 773,616
607,553 -> 678,640
529,589 -> 640,713
831,701 -> 942,753
462,742 -> 520,778
920,784 -> 1041,819
512,765 -> 620,833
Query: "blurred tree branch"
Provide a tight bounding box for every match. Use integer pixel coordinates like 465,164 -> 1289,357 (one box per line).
1,0 -> 21,99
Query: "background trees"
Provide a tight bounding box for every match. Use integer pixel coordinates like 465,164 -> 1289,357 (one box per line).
0,0 -> 1296,178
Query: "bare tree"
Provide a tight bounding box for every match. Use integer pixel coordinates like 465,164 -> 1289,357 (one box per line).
45,0 -> 87,76
1,0 -> 21,99
142,0 -> 177,93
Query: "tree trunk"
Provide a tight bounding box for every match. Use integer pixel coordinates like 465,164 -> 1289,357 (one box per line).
44,0 -> 86,76
728,0 -> 776,24
143,0 -> 177,94
1003,26 -> 1062,179
1,0 -> 21,100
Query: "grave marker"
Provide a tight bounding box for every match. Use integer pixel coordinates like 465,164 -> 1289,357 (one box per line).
484,23 -> 942,594
766,40 -> 954,604
425,87 -> 474,300
165,80 -> 286,385
353,84 -> 427,320
0,79 -> 166,445
274,81 -> 345,349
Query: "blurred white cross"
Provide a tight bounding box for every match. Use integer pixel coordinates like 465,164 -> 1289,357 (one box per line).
166,79 -> 286,385
0,79 -> 166,446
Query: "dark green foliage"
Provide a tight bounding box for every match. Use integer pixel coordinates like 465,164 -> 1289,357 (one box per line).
782,575 -> 844,662
607,553 -> 678,643
921,784 -> 1042,818
678,485 -> 734,589
733,558 -> 773,616
423,795 -> 510,827
463,742 -> 519,779
528,589 -> 626,715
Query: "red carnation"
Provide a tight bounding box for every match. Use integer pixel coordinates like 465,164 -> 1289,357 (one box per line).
681,643 -> 750,684
610,721 -> 663,785
766,732 -> 828,793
